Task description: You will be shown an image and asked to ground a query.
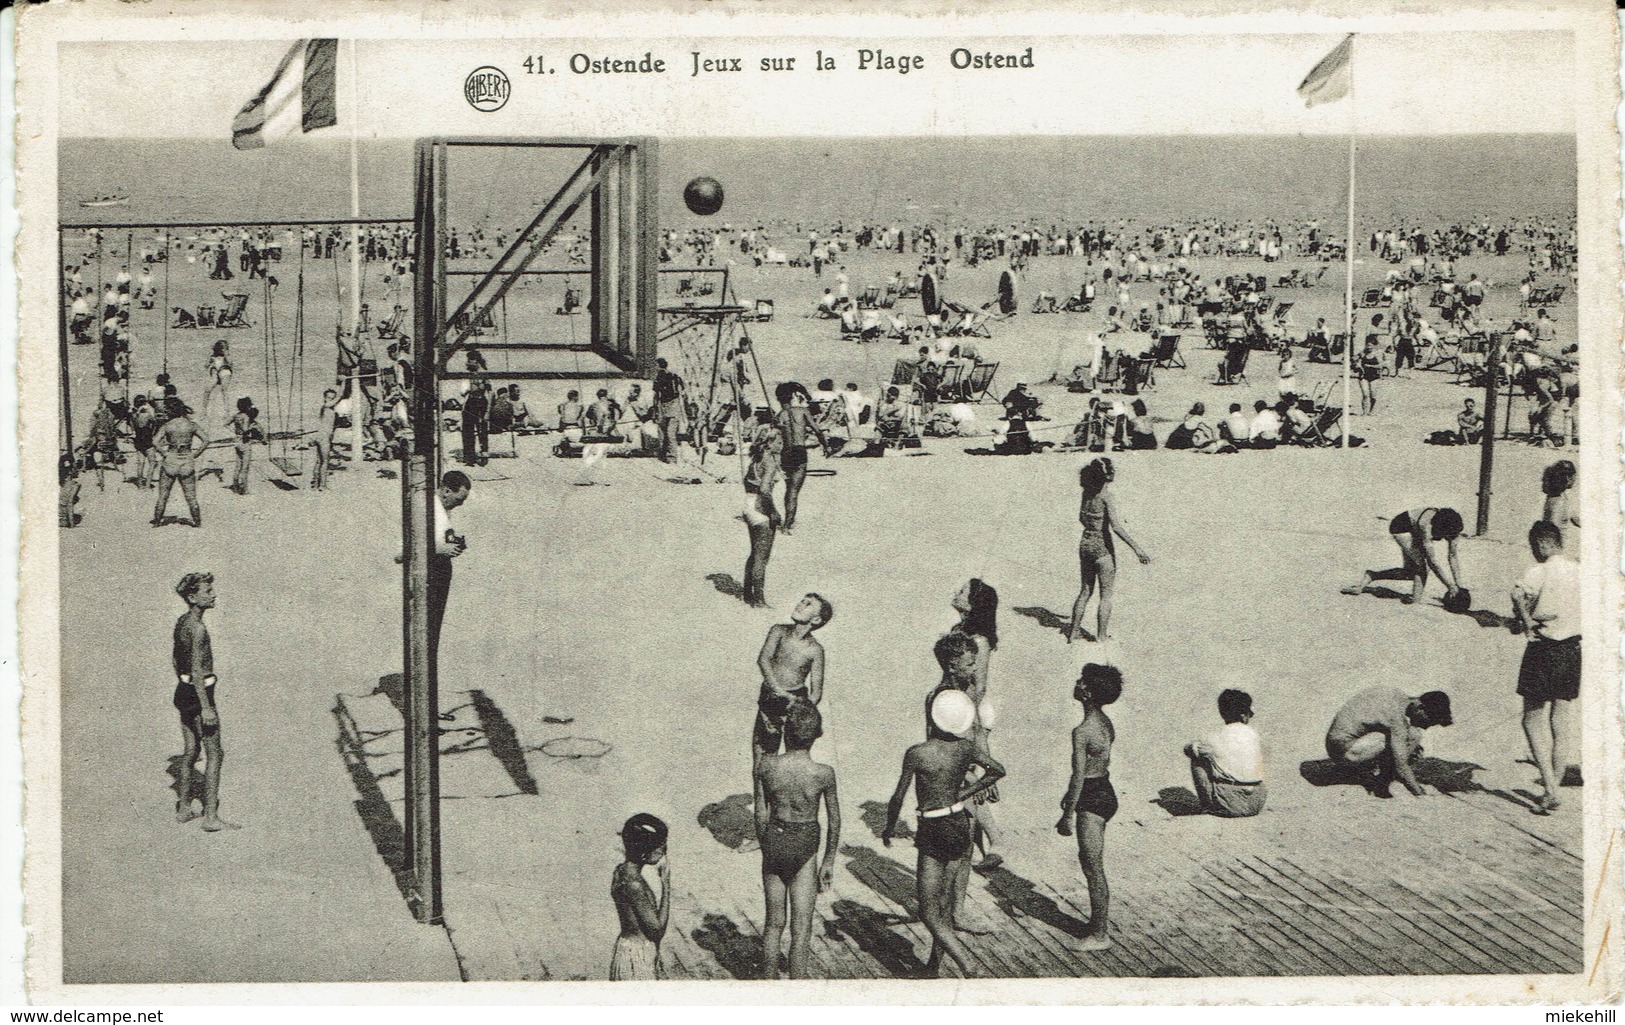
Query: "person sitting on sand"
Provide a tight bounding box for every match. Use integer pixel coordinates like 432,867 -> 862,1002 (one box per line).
1220,403 -> 1249,446
558,390 -> 585,440
877,386 -> 911,441
1184,689 -> 1267,818
1456,398 -> 1484,445
1249,400 -> 1282,448
1343,506 -> 1466,607
1325,688 -> 1453,798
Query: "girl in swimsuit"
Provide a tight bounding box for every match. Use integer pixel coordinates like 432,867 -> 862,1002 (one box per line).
609,813 -> 670,981
1068,458 -> 1151,644
1057,663 -> 1121,951
202,340 -> 232,431
1358,336 -> 1382,415
951,579 -> 1003,872
1343,506 -> 1465,606
1541,459 -> 1580,552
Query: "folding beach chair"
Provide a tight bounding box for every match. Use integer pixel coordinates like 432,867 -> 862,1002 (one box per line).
1272,301 -> 1295,327
375,304 -> 407,340
1150,333 -> 1186,369
1294,406 -> 1343,447
1419,333 -> 1461,374
933,361 -> 967,402
215,293 -> 251,329
1215,344 -> 1250,386
857,286 -> 881,309
963,361 -> 999,403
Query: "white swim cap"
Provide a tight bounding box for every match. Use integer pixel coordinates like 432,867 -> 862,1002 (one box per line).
931,690 -> 977,738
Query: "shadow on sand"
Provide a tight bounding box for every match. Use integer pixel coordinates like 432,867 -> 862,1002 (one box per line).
706,572 -> 745,600
1150,785 -> 1205,817
690,912 -> 765,980
698,793 -> 760,852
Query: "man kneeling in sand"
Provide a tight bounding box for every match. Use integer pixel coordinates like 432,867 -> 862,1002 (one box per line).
1184,689 -> 1267,817
1325,688 -> 1453,798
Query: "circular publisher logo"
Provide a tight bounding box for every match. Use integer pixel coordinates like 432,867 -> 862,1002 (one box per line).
464,67 -> 511,112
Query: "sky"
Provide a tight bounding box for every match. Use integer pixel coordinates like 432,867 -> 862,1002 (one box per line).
58,31 -> 1574,139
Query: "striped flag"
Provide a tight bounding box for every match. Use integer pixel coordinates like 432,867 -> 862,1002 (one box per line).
1297,34 -> 1354,108
231,39 -> 339,150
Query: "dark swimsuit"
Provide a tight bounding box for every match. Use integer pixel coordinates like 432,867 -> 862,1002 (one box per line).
760,819 -> 821,882
915,810 -> 973,862
1075,775 -> 1119,822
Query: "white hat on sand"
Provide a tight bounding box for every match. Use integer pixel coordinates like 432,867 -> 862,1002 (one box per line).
931,690 -> 976,738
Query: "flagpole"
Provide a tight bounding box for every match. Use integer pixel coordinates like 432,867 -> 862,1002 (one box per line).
1341,36 -> 1356,448
348,38 -> 366,464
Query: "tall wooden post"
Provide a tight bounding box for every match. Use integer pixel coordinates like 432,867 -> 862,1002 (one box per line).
58,231 -> 73,456
616,146 -> 635,361
1475,334 -> 1500,537
634,139 -> 660,376
404,138 -> 444,924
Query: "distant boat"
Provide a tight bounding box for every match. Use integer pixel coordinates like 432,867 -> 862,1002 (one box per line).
78,195 -> 129,208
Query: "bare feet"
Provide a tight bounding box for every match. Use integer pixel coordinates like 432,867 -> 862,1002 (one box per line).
202,817 -> 242,832
1077,932 -> 1112,951
176,802 -> 200,823
1341,573 -> 1371,596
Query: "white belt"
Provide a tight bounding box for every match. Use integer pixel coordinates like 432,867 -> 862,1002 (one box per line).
919,802 -> 966,819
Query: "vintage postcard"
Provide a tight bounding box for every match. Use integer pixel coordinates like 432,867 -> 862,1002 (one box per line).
13,0 -> 1624,1005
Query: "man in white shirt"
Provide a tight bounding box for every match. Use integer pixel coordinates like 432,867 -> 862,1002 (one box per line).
1222,403 -> 1250,446
1248,400 -> 1283,447
1512,520 -> 1582,810
430,471 -> 472,661
1184,690 -> 1267,817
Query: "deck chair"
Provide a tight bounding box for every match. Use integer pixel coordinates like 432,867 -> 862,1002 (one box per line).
1150,333 -> 1186,369
751,299 -> 775,322
857,286 -> 881,309
1306,380 -> 1333,412
1358,287 -> 1384,308
963,361 -> 999,402
890,359 -> 921,390
216,293 -> 251,328
375,304 -> 407,339
1272,301 -> 1295,326
1094,352 -> 1124,392
1215,344 -> 1250,385
1294,405 -> 1343,446
1419,333 -> 1461,374
170,307 -> 199,330
933,361 -> 966,401
1129,354 -> 1157,392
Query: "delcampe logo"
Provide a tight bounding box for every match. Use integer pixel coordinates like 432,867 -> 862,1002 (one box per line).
464,66 -> 511,112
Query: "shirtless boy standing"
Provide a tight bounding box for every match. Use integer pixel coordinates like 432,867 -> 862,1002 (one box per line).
752,594 -> 832,761
172,572 -> 238,832
883,689 -> 1006,978
753,703 -> 841,979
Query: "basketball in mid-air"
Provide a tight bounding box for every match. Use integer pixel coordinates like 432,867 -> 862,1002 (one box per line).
683,177 -> 725,216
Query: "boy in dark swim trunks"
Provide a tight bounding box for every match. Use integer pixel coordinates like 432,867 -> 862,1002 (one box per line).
753,703 -> 840,979
1343,506 -> 1465,606
1325,688 -> 1453,798
1058,663 -> 1120,950
171,572 -> 238,832
753,594 -> 833,762
883,689 -> 1006,978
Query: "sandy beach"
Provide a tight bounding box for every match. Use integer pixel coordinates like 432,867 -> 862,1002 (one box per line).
57,219 -> 1586,982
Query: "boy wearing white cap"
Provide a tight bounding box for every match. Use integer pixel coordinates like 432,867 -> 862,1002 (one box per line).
882,688 -> 1005,978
